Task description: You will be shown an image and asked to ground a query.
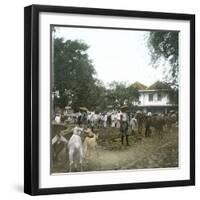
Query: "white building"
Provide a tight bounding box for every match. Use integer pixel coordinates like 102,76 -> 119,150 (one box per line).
132,81 -> 177,114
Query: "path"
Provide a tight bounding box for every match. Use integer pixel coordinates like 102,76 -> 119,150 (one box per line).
52,126 -> 178,173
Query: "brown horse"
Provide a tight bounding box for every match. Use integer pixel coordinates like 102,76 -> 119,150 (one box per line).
144,115 -> 166,138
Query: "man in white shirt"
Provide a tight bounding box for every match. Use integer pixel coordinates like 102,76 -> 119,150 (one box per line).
103,113 -> 107,128
116,111 -> 121,128
130,115 -> 137,135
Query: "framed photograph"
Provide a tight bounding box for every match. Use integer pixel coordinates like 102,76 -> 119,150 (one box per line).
24,4 -> 195,195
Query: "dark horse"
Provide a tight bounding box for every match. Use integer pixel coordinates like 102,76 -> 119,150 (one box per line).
165,113 -> 178,133
144,115 -> 166,138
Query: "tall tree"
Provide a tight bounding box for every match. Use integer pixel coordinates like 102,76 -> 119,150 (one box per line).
53,38 -> 97,111
106,82 -> 139,110
147,31 -> 179,87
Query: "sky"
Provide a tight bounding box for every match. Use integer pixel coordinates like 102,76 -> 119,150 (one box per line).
54,26 -> 165,87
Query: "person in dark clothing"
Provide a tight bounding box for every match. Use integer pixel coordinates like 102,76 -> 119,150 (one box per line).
120,112 -> 129,146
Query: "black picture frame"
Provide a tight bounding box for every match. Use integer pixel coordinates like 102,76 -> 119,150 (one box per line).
24,4 -> 195,196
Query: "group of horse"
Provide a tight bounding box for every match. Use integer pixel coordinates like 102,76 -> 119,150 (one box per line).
52,126 -> 98,172
52,111 -> 178,172
78,111 -> 178,138
135,112 -> 178,138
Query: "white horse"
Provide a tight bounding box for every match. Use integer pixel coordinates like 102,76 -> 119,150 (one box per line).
67,127 -> 84,172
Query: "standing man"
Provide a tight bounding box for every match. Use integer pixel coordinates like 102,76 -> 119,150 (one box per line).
103,113 -> 107,128
116,111 -> 121,128
90,111 -> 96,132
111,112 -> 116,128
120,110 -> 129,146
77,111 -> 82,126
130,114 -> 137,135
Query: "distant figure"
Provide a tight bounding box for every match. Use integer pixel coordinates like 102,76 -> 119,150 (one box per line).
111,113 -> 116,128
103,114 -> 107,128
147,112 -> 152,117
100,113 -> 104,128
144,114 -> 152,137
79,112 -> 87,125
90,112 -> 96,132
130,115 -> 137,135
96,113 -> 101,128
77,112 -> 82,125
107,114 -> 111,127
116,111 -> 121,128
135,111 -> 144,134
55,114 -> 61,124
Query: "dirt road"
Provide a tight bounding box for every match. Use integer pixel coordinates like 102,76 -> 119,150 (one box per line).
52,126 -> 178,173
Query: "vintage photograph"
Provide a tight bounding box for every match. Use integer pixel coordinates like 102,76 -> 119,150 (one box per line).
51,25 -> 179,173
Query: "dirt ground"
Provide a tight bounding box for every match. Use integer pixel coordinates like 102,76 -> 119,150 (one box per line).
51,126 -> 178,173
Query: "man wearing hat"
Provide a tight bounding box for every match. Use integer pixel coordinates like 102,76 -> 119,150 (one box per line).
120,110 -> 129,146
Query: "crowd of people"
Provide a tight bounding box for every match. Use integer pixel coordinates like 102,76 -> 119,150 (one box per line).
52,109 -> 178,172
54,108 -> 178,146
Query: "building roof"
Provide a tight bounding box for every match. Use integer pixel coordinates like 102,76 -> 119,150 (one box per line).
148,81 -> 171,90
131,81 -> 147,90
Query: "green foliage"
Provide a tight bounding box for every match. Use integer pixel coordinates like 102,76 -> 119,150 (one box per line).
163,82 -> 178,105
53,38 -> 97,111
168,89 -> 178,105
53,38 -> 140,112
147,31 -> 179,87
106,82 -> 139,110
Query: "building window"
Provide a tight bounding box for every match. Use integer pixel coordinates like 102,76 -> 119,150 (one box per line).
149,93 -> 153,102
157,92 -> 162,101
